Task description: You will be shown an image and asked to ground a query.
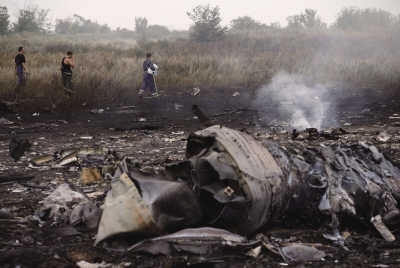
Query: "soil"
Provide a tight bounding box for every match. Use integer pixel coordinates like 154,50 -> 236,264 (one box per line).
1,88 -> 400,267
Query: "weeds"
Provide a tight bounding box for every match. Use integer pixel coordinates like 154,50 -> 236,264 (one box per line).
0,29 -> 399,109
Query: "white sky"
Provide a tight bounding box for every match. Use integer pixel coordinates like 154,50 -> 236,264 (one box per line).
3,0 -> 400,30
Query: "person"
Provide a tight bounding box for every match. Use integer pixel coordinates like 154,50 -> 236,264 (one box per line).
14,46 -> 27,101
138,53 -> 159,97
61,51 -> 75,95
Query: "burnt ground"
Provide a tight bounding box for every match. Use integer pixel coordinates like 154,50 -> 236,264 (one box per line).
1,88 -> 400,267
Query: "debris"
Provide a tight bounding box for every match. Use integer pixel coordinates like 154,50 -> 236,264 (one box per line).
31,155 -> 54,166
192,105 -> 211,126
95,164 -> 202,245
90,109 -> 104,114
167,125 -> 283,235
139,117 -> 147,122
232,91 -> 240,97
9,137 -> 31,161
80,136 -> 94,140
193,87 -> 201,96
32,112 -> 40,117
128,227 -> 258,256
76,261 -> 112,268
247,245 -> 262,258
81,167 -> 103,185
38,183 -> 98,228
70,201 -> 100,230
280,244 -> 326,263
376,131 -> 391,142
0,117 -> 14,125
174,103 -> 183,111
343,122 -> 352,126
371,215 -> 396,242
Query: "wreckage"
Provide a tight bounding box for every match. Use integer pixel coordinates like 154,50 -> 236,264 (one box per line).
92,125 -> 400,251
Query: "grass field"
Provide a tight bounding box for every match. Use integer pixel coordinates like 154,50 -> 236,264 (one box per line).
1,28 -> 399,109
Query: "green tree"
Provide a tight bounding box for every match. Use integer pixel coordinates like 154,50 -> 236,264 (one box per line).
335,8 -> 396,31
135,17 -> 148,42
230,16 -> 263,34
13,7 -> 51,33
187,4 -> 227,42
0,6 -> 10,34
147,25 -> 170,39
55,14 -> 111,34
287,9 -> 326,31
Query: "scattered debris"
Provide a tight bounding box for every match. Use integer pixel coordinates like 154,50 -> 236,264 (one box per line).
192,105 -> 211,125
376,131 -> 391,143
90,109 -> 105,114
232,91 -> 240,97
0,117 -> 14,125
95,165 -> 202,244
193,87 -> 201,96
128,227 -> 258,256
9,137 -> 31,161
32,112 -> 40,117
81,167 -> 103,185
174,103 -> 184,111
38,183 -> 99,228
280,244 -> 326,263
139,117 -> 147,122
371,215 -> 396,242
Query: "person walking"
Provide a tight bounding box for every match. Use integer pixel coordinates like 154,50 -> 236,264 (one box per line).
61,51 -> 75,95
14,46 -> 27,101
138,53 -> 159,97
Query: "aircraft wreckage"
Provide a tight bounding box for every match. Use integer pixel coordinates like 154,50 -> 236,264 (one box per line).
91,125 -> 400,249
33,125 -> 400,262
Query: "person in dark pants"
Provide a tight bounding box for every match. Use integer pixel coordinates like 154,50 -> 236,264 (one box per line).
138,53 -> 158,97
14,46 -> 27,101
61,51 -> 75,95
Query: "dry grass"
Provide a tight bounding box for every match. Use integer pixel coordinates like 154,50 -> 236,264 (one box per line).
0,29 -> 399,108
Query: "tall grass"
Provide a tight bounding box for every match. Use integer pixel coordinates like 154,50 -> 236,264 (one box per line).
0,29 -> 399,109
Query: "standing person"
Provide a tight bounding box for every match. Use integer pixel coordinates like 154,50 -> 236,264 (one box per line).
138,53 -> 159,97
14,46 -> 27,101
61,51 -> 75,95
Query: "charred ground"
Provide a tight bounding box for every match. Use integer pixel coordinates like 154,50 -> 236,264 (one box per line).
1,88 -> 400,267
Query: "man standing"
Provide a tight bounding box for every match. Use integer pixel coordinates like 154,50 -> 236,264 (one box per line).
138,53 -> 159,97
14,46 -> 27,101
61,51 -> 75,95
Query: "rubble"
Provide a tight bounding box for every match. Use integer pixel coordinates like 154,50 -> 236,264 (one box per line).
93,125 -> 400,249
37,183 -> 100,228
95,163 -> 202,244
128,227 -> 258,256
9,136 -> 31,161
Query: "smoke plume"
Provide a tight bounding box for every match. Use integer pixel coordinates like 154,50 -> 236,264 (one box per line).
254,72 -> 333,130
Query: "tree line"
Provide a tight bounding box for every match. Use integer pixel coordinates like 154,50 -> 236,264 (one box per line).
1,4 -> 399,41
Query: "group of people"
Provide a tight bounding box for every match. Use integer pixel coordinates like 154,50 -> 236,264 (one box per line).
14,47 -> 159,101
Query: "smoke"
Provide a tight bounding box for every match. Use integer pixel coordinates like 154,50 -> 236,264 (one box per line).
254,71 -> 333,130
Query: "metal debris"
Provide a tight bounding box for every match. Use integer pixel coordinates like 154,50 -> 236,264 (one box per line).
95,162 -> 202,245
280,244 -> 326,263
128,227 -> 258,256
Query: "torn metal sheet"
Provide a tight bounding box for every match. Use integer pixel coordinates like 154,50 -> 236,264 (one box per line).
128,227 -> 258,256
95,164 -> 202,245
280,244 -> 326,263
38,183 -> 99,228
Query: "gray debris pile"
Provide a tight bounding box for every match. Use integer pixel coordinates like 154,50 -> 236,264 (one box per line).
37,183 -> 100,229
91,125 -> 400,263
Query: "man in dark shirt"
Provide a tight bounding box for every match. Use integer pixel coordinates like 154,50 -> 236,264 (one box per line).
14,46 -> 27,100
61,51 -> 75,95
138,53 -> 158,97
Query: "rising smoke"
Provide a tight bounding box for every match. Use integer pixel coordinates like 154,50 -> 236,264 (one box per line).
254,71 -> 333,130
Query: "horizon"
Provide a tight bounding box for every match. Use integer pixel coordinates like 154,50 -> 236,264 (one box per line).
2,0 -> 400,30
